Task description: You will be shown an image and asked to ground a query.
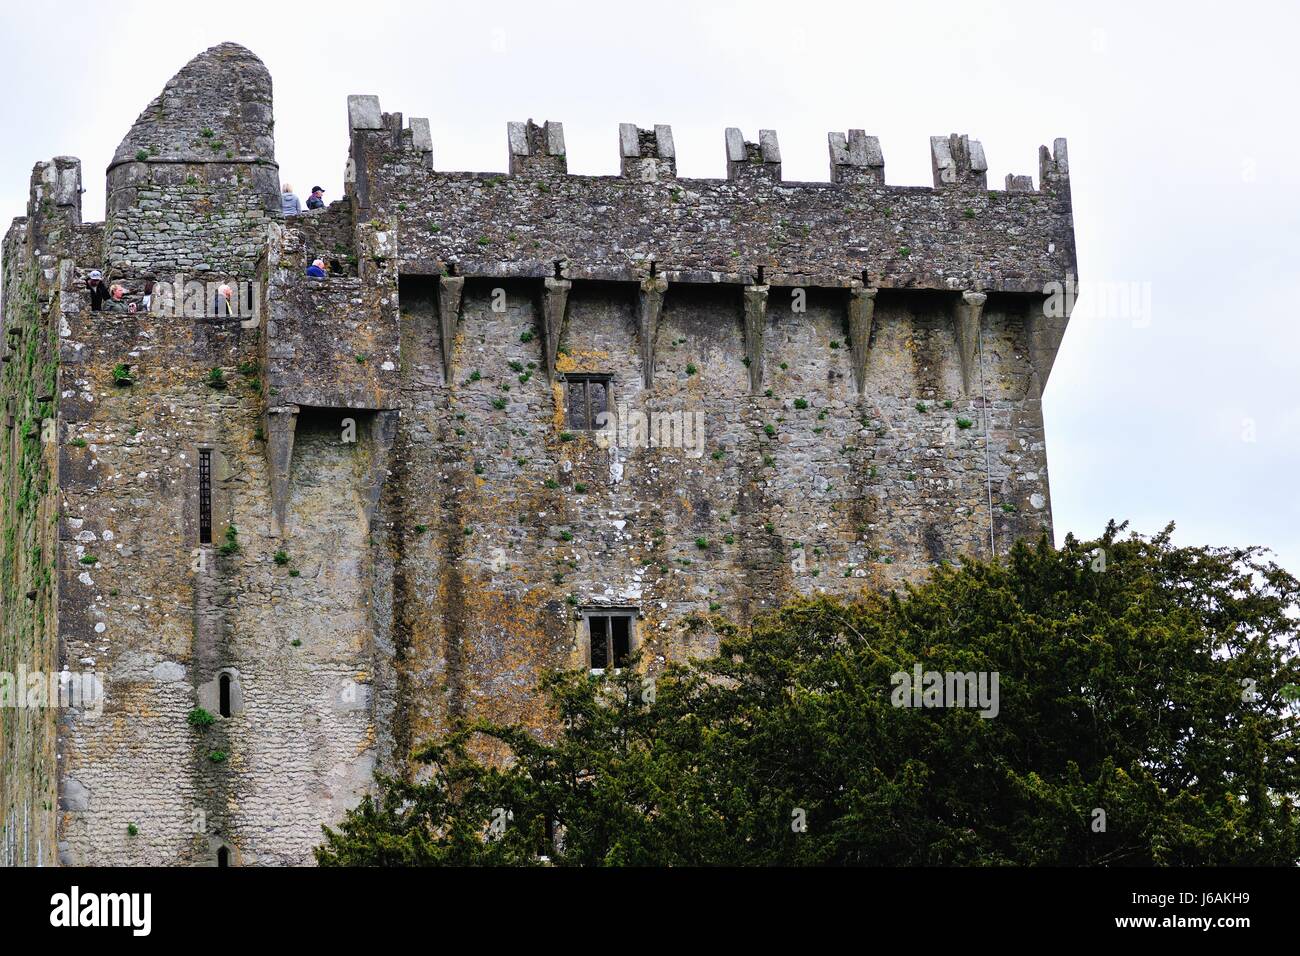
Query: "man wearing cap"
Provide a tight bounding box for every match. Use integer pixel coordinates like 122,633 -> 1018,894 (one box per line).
306,186 -> 326,211
85,270 -> 110,311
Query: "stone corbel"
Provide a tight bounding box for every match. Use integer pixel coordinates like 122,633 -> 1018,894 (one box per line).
638,275 -> 668,389
266,404 -> 299,538
955,290 -> 987,396
361,410 -> 400,523
847,282 -> 878,394
742,284 -> 769,394
542,276 -> 572,382
1026,278 -> 1073,398
437,275 -> 464,384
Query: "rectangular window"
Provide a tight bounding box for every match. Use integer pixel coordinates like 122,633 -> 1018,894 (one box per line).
564,375 -> 611,430
586,610 -> 634,671
198,449 -> 212,544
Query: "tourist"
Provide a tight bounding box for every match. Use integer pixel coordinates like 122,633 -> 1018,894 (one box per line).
85,270 -> 110,311
103,284 -> 128,312
141,279 -> 155,313
306,186 -> 325,210
306,258 -> 327,278
281,183 -> 301,216
214,283 -> 236,316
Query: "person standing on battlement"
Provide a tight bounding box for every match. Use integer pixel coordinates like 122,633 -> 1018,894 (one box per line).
281,182 -> 302,216
306,186 -> 325,210
85,270 -> 109,311
214,283 -> 236,316
103,284 -> 129,313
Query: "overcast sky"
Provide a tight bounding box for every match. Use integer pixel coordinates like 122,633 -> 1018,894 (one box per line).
2,0 -> 1296,573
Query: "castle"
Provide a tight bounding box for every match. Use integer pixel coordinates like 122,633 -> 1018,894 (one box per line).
0,43 -> 1076,866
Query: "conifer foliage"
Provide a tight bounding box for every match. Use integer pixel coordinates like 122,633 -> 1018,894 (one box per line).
317,524 -> 1300,865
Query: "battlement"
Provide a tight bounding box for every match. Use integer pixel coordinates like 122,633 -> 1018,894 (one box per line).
354,98 -> 1069,195
343,98 -> 1074,293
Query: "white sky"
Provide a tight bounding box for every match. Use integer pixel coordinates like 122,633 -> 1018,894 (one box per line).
2,0 -> 1297,573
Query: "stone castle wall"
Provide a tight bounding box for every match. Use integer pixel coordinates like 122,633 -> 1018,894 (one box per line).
0,43 -> 1076,865
105,43 -> 279,279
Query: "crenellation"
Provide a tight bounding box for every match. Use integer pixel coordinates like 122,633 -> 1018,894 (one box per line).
930,133 -> 988,189
726,127 -> 782,181
619,124 -> 676,181
1039,137 -> 1069,191
829,130 -> 885,185
409,117 -> 434,169
508,120 -> 567,176
0,42 -> 1077,867
347,94 -> 384,132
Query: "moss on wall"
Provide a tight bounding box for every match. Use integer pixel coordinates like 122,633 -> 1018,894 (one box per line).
0,257 -> 62,866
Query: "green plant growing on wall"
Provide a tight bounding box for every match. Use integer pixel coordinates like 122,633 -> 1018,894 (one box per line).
273,550 -> 290,566
112,364 -> 134,386
208,750 -> 228,764
187,707 -> 216,729
79,554 -> 98,565
127,823 -> 140,837
956,417 -> 975,430
218,525 -> 240,556
206,367 -> 226,390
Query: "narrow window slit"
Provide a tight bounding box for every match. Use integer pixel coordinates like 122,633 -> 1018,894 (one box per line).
198,448 -> 212,544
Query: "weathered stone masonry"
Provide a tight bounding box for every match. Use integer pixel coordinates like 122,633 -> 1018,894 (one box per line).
0,42 -> 1075,865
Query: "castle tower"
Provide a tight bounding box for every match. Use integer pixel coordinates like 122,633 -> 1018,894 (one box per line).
1,45 -> 1076,866
105,42 -> 279,278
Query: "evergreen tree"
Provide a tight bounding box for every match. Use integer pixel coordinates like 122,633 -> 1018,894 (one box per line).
318,523 -> 1300,866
